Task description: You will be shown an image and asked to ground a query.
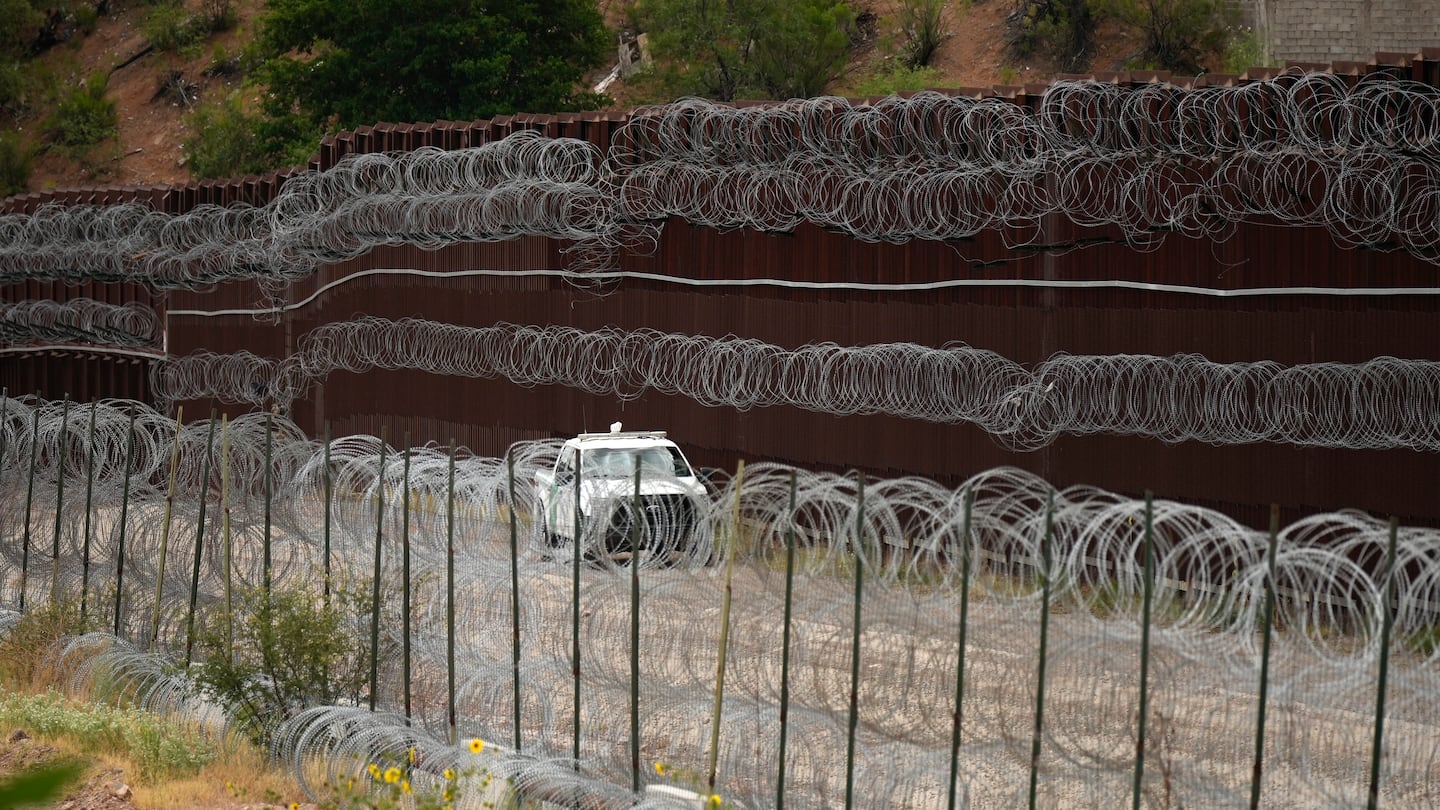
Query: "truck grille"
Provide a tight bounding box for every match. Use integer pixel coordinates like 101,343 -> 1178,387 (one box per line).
605,494 -> 698,555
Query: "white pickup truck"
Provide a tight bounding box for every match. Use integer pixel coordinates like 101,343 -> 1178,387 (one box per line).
532,425 -> 713,562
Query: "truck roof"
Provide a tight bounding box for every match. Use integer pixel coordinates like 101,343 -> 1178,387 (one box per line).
575,429 -> 667,442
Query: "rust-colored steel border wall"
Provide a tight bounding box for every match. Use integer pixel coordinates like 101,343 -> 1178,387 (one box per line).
4,52 -> 1440,530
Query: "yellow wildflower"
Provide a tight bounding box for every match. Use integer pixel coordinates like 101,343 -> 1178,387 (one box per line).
654,762 -> 668,776
383,766 -> 401,784
289,804 -> 300,810
709,795 -> 722,807
443,768 -> 456,781
368,763 -> 381,778
401,779 -> 412,795
469,738 -> 485,754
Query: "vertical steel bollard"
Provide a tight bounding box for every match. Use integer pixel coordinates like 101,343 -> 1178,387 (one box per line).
112,410 -> 136,639
323,423 -> 333,606
20,397 -> 41,612
368,428 -> 386,712
401,433 -> 412,722
49,395 -> 70,606
708,460 -> 744,795
151,406 -> 184,649
1131,493 -> 1156,810
1249,504 -> 1280,810
844,474 -> 866,810
777,470 -> 798,810
571,445 -> 582,774
221,415 -> 232,661
508,446 -> 522,753
630,456 -> 643,795
1367,517 -> 1400,810
448,441 -> 458,746
184,412 -> 216,665
20,395 -> 39,612
947,485 -> 975,810
1027,489 -> 1055,810
80,401 -> 97,625
262,410 -> 273,596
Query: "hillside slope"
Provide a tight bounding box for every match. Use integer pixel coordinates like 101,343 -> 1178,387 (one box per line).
17,0 -> 1142,192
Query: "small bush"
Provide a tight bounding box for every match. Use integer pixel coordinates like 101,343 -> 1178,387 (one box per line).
897,0 -> 950,68
851,62 -> 943,97
1007,0 -> 1094,71
183,92 -> 268,178
192,584 -> 374,748
73,3 -> 100,36
0,598 -> 86,688
1221,25 -> 1270,74
48,72 -> 117,149
200,0 -> 238,33
142,2 -> 207,52
0,59 -> 36,118
0,130 -> 33,197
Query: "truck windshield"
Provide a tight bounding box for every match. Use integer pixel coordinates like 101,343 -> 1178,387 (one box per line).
583,447 -> 692,479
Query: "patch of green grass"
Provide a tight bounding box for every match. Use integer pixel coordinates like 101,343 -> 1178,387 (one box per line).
0,689 -> 214,782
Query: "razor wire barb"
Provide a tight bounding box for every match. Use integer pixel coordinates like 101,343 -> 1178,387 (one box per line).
150,316 -> 1440,452
4,72 -> 1440,291
1,396 -> 1438,807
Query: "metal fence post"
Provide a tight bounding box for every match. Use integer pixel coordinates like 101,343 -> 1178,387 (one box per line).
1132,493 -> 1156,810
368,428 -> 386,712
1027,489 -> 1055,810
49,394 -> 69,606
844,473 -> 865,810
151,406 -> 183,648
112,409 -> 137,639
1367,517 -> 1400,809
184,412 -> 216,665
777,470 -> 798,810
947,485 -> 975,810
20,396 -> 39,612
79,401 -> 97,625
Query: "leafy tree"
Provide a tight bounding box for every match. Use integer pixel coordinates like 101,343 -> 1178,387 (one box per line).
632,0 -> 856,101
253,0 -> 611,132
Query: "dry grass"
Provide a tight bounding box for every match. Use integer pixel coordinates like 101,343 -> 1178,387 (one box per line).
131,740 -> 302,809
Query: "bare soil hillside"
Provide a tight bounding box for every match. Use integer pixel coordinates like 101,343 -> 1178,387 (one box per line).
19,0 -> 1140,192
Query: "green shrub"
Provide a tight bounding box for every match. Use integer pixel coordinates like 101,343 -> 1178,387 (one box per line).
192,584 -> 374,748
48,72 -> 117,149
200,0 -> 238,33
142,2 -> 207,52
73,3 -> 100,36
897,0 -> 951,68
0,598 -> 86,688
851,62 -> 942,97
0,59 -> 35,117
1007,0 -> 1094,71
1221,25 -> 1270,74
0,130 -> 32,197
183,92 -> 268,178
